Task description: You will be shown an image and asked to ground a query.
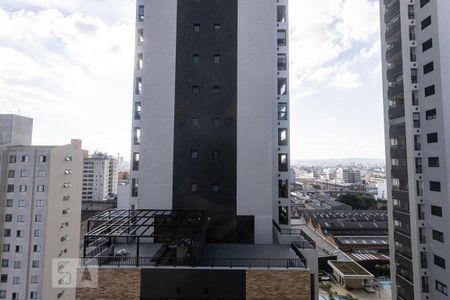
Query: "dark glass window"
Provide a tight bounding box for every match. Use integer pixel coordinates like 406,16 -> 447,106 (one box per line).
428,157 -> 439,167
425,85 -> 435,97
434,255 -> 446,269
212,117 -> 220,128
9,155 -> 16,163
190,183 -> 198,192
278,103 -> 288,120
423,61 -> 434,74
191,150 -> 198,159
433,230 -> 444,243
427,132 -> 438,143
211,150 -> 220,160
192,85 -> 200,95
191,117 -> 199,127
436,280 -> 448,296
431,205 -> 443,217
278,154 -> 288,172
426,108 -> 436,120
213,23 -> 221,30
192,54 -> 200,64
138,5 -> 144,22
277,54 -> 287,70
213,54 -> 221,64
278,180 -> 288,198
421,16 -> 431,30
420,0 -> 430,8
422,38 -> 433,52
430,181 -> 441,192
211,183 -> 220,193
213,85 -> 221,95
193,23 -> 200,32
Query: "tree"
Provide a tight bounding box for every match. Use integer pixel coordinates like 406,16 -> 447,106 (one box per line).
336,193 -> 377,210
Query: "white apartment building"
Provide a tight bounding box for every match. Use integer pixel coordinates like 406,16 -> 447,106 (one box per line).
336,168 -> 361,183
0,115 -> 83,300
380,0 -> 450,299
82,153 -> 118,201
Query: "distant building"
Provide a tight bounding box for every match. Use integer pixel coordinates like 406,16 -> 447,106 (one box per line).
82,152 -> 118,201
0,114 -> 33,146
336,168 -> 361,183
0,116 -> 83,300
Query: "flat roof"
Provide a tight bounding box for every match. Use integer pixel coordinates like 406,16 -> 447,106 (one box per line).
328,260 -> 374,279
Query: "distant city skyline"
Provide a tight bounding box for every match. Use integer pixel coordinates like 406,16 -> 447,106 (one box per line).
0,0 -> 384,160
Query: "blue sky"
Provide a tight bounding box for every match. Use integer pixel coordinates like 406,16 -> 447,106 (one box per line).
0,0 -> 384,160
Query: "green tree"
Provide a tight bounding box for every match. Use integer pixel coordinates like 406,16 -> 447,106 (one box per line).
336,193 -> 377,210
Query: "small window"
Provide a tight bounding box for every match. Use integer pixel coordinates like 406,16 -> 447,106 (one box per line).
132,152 -> 140,171
278,179 -> 288,198
21,155 -> 29,162
190,183 -> 198,192
191,150 -> 198,159
277,30 -> 286,46
15,245 -> 22,253
415,157 -> 423,174
134,102 -> 142,120
20,170 -> 28,178
423,61 -> 434,74
430,181 -> 441,192
16,215 -> 24,222
135,77 -> 142,95
426,108 -> 437,120
34,229 -> 41,237
193,23 -> 200,33
436,280 -> 448,296
4,214 -> 12,222
427,132 -> 438,143
278,153 -> 288,172
213,54 -> 221,64
213,85 -> 221,95
7,184 -> 14,193
16,230 -> 23,238
420,0 -> 430,8
212,183 -> 220,193
414,135 -> 421,150
192,85 -> 200,95
212,117 -> 220,128
134,127 -> 141,145
13,261 -> 21,269
6,199 -> 12,207
38,170 -> 46,177
39,155 -> 46,163
431,205 -> 443,217
36,200 -> 43,207
277,6 -> 286,23
422,38 -> 433,52
213,23 -> 221,30
9,155 -> 16,163
33,245 -> 41,253
3,229 -> 10,237
192,54 -> 200,64
0,275 -> 7,283
32,260 -> 40,268
413,112 -> 420,128
421,16 -> 432,30
279,206 -> 289,225
30,292 -> 38,299
277,54 -> 287,70
191,117 -> 199,127
278,103 -> 288,120
137,29 -> 144,46
1,260 -> 8,267
278,78 -> 287,95
433,230 -> 445,242
19,185 -> 27,192
425,85 -> 435,97
434,255 -> 446,269
2,244 -> 10,252
136,53 -> 143,70
8,170 -> 15,178
35,215 -> 43,222
212,150 -> 220,160
278,128 -> 288,146
138,5 -> 144,22
428,157 -> 440,167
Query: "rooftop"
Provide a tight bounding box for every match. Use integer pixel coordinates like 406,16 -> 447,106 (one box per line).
328,260 -> 374,279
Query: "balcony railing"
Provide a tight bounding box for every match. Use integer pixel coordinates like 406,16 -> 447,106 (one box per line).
387,61 -> 403,79
388,80 -> 404,98
386,17 -> 401,41
385,0 -> 400,22
389,105 -> 405,119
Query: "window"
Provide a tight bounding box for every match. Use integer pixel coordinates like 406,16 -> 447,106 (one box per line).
0,290 -> 5,299
31,276 -> 39,284
425,85 -> 435,97
278,78 -> 287,95
19,185 -> 27,192
32,260 -> 39,268
433,230 -> 444,243
134,102 -> 142,120
213,54 -> 221,64
192,54 -> 200,64
190,183 -> 198,192
428,157 -> 439,167
38,155 -> 46,163
211,183 -> 220,193
278,153 -> 288,172
33,245 -> 41,252
2,244 -> 10,252
13,261 -> 21,269
135,77 -> 142,95
134,127 -> 141,145
34,229 -> 41,237
131,178 -> 138,197
1,260 -> 8,267
422,38 -> 433,52
423,61 -> 434,74
277,5 -> 286,23
17,215 -> 24,222
136,53 -> 143,70
191,117 -> 199,127
6,199 -> 12,207
191,150 -> 198,159
9,155 -> 16,163
421,16 -> 431,30
7,184 -> 14,193
4,214 -> 12,222
411,68 -> 417,84
430,181 -> 441,192
278,103 -> 288,120
3,229 -> 10,237
212,117 -> 220,128
420,0 -> 430,8
35,215 -> 43,222
278,179 -> 288,198
16,230 -> 23,238
15,246 -> 22,253
132,152 -> 140,171
138,5 -> 144,21
37,185 -> 44,192
427,132 -> 438,143
213,85 -> 221,95
30,292 -> 38,299
21,155 -> 29,162
277,30 -> 286,46
414,135 -> 421,150
36,200 -> 43,207
192,85 -> 200,95
412,90 -> 419,105
426,108 -> 437,120
431,205 -> 443,217
436,280 -> 448,296
38,170 -> 46,177
434,255 -> 446,269
137,29 -> 143,46
0,275 -> 6,283
277,53 -> 287,70
18,200 -> 26,207
193,23 -> 200,32
213,23 -> 221,30
413,112 -> 420,128
278,128 -> 288,146
212,150 -> 220,160
279,206 -> 289,225
8,170 -> 15,178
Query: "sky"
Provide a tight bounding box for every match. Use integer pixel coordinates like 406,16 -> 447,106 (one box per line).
0,0 -> 385,161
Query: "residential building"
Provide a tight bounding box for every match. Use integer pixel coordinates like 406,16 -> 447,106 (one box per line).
336,168 -> 361,183
129,0 -> 292,243
380,0 -> 450,299
82,152 -> 118,201
0,118 -> 83,300
0,114 -> 33,147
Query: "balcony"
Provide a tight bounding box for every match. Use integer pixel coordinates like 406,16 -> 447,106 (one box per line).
385,16 -> 401,41
388,80 -> 404,99
390,145 -> 407,158
389,105 -> 405,119
386,40 -> 402,61
387,60 -> 403,79
384,0 -> 400,22
391,165 -> 408,179
389,123 -> 405,138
